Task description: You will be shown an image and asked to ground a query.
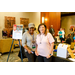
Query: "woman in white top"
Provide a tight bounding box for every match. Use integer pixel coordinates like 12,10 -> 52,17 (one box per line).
22,23 -> 37,62
35,24 -> 55,62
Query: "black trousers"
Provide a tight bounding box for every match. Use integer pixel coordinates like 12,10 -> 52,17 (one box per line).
18,46 -> 27,59
37,55 -> 52,62
60,38 -> 64,42
25,51 -> 37,62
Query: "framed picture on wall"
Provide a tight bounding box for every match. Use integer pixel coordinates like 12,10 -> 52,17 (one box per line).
5,16 -> 15,28
5,16 -> 15,37
20,18 -> 29,28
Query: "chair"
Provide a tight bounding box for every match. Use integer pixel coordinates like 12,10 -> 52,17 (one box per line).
0,38 -> 14,54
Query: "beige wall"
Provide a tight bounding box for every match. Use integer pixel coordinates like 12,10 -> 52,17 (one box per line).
61,15 -> 75,35
0,12 -> 30,28
29,12 -> 40,33
29,12 -> 40,29
0,12 -> 40,39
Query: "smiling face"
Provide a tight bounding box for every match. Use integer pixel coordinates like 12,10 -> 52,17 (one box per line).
39,25 -> 46,34
29,27 -> 35,34
38,24 -> 47,35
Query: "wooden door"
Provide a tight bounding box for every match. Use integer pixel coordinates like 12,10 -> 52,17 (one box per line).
49,12 -> 61,36
40,12 -> 61,36
40,12 -> 49,29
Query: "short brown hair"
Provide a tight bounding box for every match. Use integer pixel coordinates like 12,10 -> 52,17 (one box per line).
38,23 -> 47,35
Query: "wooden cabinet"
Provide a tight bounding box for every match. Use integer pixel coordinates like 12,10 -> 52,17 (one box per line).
20,18 -> 29,28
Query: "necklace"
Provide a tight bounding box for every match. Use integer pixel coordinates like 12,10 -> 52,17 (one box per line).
29,32 -> 35,44
40,34 -> 43,44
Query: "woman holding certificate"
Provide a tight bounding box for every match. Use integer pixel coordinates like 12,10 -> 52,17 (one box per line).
22,23 -> 37,62
35,24 -> 55,62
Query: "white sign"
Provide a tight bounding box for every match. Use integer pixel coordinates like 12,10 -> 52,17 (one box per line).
12,24 -> 23,39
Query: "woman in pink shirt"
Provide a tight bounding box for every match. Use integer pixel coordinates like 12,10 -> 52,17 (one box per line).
35,24 -> 55,62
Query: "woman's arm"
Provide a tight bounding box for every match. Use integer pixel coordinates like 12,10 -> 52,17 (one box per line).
22,33 -> 32,54
35,45 -> 39,56
46,33 -> 55,58
46,42 -> 54,59
24,45 -> 32,54
49,42 -> 54,54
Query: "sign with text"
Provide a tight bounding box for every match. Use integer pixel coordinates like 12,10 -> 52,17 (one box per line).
12,24 -> 23,39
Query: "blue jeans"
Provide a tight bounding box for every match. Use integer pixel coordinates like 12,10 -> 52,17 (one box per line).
37,55 -> 52,62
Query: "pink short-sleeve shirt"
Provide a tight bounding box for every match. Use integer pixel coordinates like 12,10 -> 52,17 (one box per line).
36,33 -> 55,57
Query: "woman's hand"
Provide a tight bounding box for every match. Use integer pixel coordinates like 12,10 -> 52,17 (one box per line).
46,55 -> 51,59
35,50 -> 39,56
35,45 -> 39,56
28,50 -> 32,54
24,45 -> 32,54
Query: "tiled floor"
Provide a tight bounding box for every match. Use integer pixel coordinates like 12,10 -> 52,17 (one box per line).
0,48 -> 28,62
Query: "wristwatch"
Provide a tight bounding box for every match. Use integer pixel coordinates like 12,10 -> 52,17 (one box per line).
50,54 -> 52,56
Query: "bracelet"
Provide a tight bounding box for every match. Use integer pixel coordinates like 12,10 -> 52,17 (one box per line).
50,54 -> 52,56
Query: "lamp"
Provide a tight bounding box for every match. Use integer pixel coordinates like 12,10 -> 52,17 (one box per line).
45,18 -> 47,21
42,14 -> 45,23
42,17 -> 44,23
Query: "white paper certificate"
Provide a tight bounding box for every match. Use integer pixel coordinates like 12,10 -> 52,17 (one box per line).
12,24 -> 23,39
